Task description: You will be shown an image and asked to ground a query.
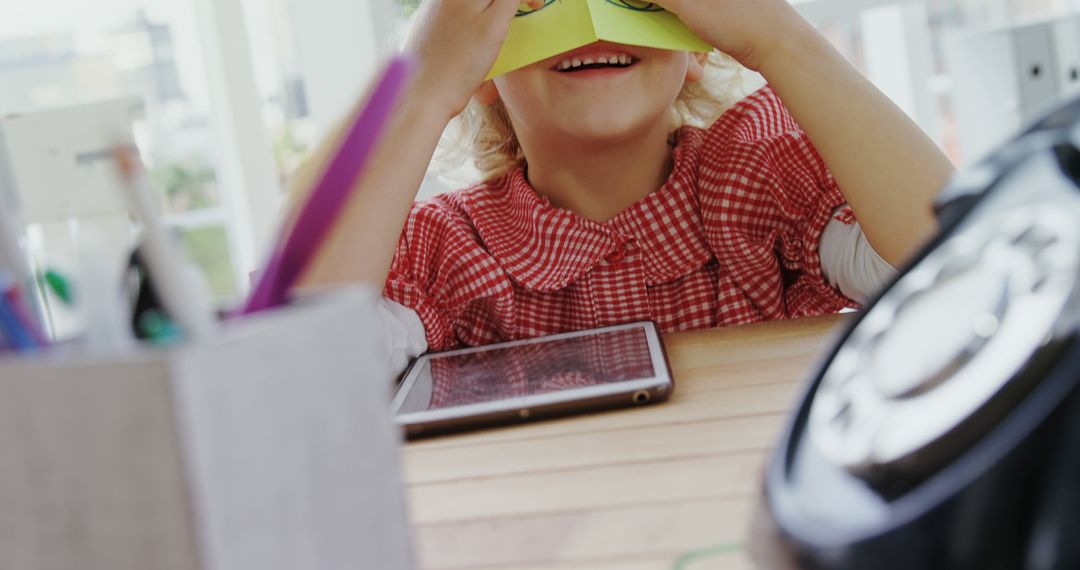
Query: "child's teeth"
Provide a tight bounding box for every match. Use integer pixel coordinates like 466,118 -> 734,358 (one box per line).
557,54 -> 634,71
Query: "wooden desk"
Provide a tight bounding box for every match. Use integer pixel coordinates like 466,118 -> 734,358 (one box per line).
404,314 -> 847,570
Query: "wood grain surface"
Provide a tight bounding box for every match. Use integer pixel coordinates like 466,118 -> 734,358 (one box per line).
404,314 -> 848,570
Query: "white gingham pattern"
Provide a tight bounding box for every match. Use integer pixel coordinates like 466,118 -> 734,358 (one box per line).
385,86 -> 858,352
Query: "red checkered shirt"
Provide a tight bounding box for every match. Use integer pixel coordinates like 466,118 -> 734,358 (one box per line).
384,86 -> 858,352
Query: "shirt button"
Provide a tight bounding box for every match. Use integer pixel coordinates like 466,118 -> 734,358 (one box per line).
607,241 -> 631,263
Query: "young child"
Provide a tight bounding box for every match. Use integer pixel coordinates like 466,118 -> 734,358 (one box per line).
298,0 -> 956,373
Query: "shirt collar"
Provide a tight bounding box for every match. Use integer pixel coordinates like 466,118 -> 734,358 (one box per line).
461,127 -> 713,291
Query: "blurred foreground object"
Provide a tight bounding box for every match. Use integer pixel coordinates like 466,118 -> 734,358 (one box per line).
0,289 -> 413,570
758,94 -> 1080,569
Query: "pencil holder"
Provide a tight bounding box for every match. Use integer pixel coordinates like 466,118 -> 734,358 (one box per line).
0,287 -> 414,570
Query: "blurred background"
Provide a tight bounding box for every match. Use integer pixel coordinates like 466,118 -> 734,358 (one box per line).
1,0 -> 1078,306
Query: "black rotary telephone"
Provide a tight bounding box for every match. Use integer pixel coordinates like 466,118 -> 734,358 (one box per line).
759,95 -> 1080,570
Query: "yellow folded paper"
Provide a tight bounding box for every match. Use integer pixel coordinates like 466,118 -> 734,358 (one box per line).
488,0 -> 713,79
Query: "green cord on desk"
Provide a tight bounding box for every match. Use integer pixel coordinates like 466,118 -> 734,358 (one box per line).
673,542 -> 744,569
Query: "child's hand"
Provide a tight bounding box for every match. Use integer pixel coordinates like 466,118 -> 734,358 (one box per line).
405,0 -> 543,121
654,0 -> 814,72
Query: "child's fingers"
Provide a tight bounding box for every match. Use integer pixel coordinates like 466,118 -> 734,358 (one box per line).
486,0 -> 513,13
488,0 -> 528,19
490,0 -> 543,14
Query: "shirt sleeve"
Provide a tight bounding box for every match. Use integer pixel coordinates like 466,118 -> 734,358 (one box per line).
383,200 -> 457,350
819,213 -> 898,305
376,298 -> 428,378
698,86 -> 860,319
382,197 -> 515,351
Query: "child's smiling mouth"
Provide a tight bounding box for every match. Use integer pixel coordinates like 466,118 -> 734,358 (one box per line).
547,42 -> 641,76
553,53 -> 638,73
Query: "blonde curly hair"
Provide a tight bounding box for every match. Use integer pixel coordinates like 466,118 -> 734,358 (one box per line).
435,50 -> 756,182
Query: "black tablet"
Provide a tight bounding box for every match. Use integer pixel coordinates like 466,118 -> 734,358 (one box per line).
391,321 -> 674,438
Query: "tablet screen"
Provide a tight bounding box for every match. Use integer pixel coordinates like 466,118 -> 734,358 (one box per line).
395,325 -> 659,414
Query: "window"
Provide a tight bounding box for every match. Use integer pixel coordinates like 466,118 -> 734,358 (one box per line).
0,0 -> 241,301
241,0 -> 399,190
1,0 -> 391,306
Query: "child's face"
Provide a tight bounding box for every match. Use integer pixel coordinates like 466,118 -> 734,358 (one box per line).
490,41 -> 702,146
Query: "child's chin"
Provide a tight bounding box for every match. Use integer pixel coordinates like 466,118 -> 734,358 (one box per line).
560,114 -> 657,142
